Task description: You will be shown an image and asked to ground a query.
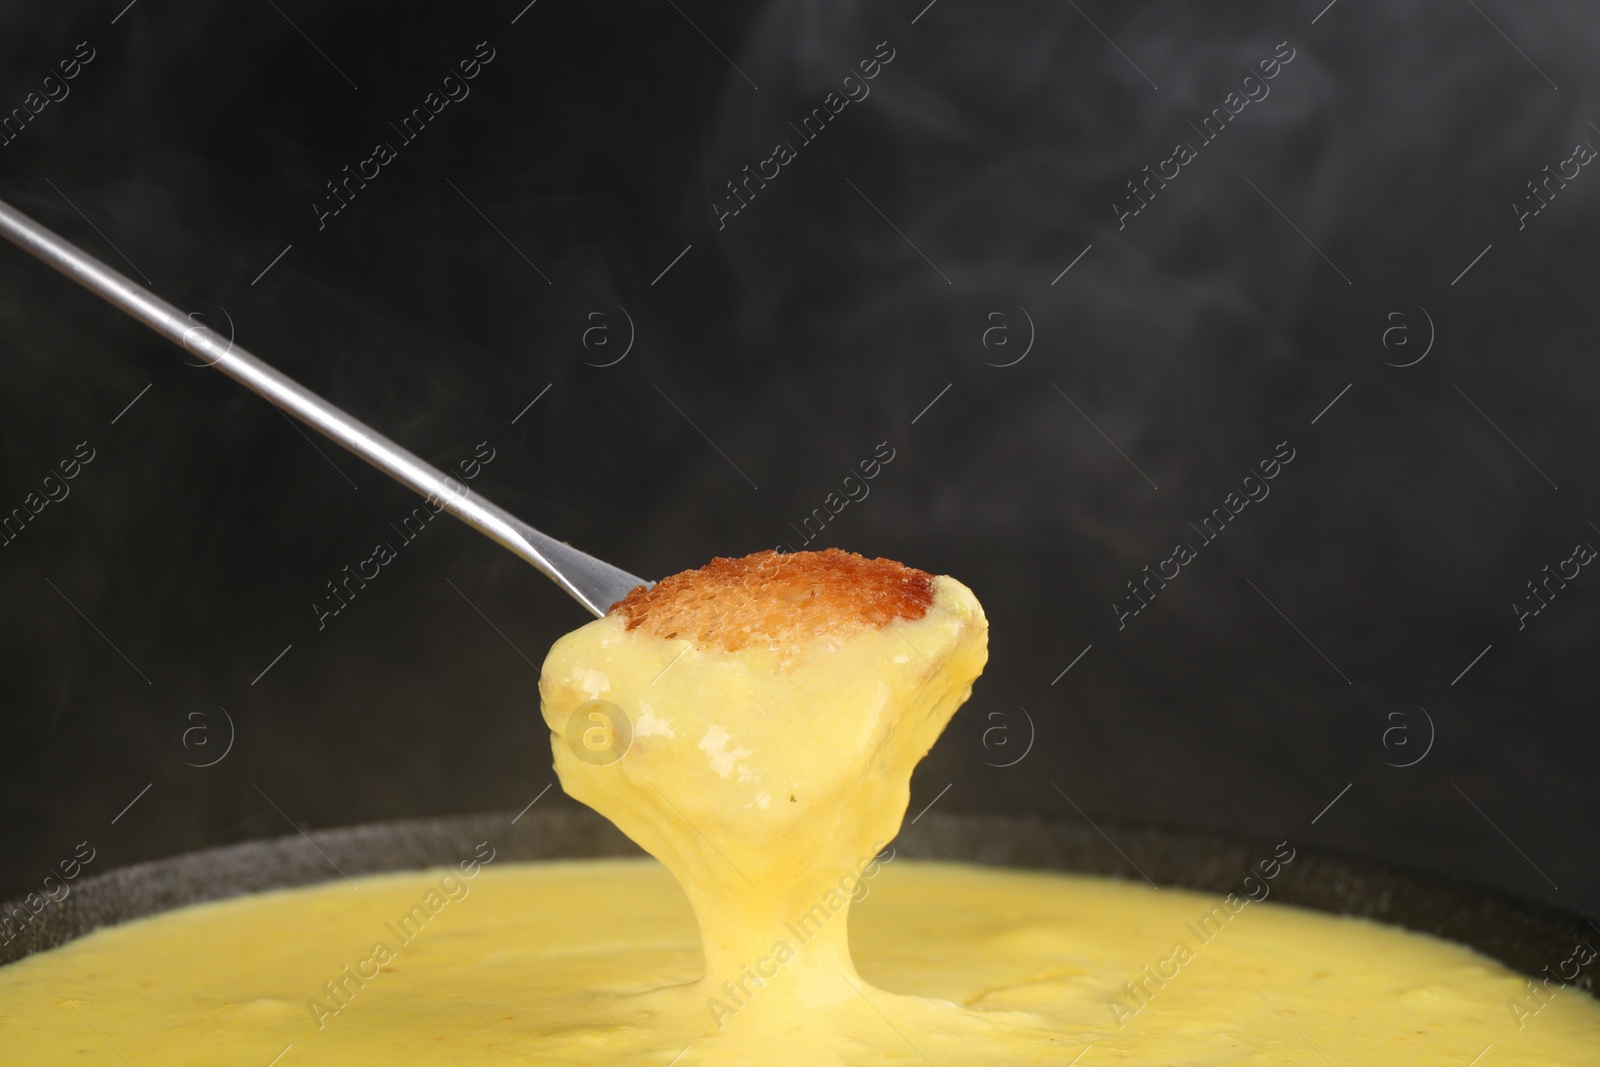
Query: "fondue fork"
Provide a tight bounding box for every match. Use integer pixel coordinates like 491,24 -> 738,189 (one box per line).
0,197 -> 649,617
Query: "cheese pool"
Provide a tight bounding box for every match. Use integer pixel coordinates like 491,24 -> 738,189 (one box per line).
2,549 -> 1596,1064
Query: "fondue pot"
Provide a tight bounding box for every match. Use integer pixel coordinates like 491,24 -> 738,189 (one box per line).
4,807 -> 1594,1001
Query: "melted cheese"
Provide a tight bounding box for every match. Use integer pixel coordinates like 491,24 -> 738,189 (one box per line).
2,555 -> 1596,1062
537,572 -> 989,1019
2,860 -> 1597,1064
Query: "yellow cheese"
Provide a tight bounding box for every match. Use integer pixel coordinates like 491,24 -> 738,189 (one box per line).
539,557 -> 988,1021
3,550 -> 1595,1063
2,859 -> 1597,1063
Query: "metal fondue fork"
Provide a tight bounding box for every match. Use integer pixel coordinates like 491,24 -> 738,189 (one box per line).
0,196 -> 648,617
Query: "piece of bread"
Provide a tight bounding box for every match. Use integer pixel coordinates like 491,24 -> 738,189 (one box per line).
538,547 -> 988,990
609,547 -> 935,649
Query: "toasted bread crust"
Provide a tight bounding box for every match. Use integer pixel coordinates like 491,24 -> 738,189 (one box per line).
609,548 -> 934,650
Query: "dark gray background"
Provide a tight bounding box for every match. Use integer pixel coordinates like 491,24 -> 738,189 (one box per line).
1,0 -> 1595,921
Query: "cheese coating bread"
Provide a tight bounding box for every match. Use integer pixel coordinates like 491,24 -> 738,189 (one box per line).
539,547 -> 988,1017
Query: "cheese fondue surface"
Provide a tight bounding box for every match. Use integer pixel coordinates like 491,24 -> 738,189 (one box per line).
3,860 -> 1598,1064
3,550 -> 1596,1063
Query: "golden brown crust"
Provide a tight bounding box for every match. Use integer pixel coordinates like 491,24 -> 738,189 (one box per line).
609,548 -> 935,650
